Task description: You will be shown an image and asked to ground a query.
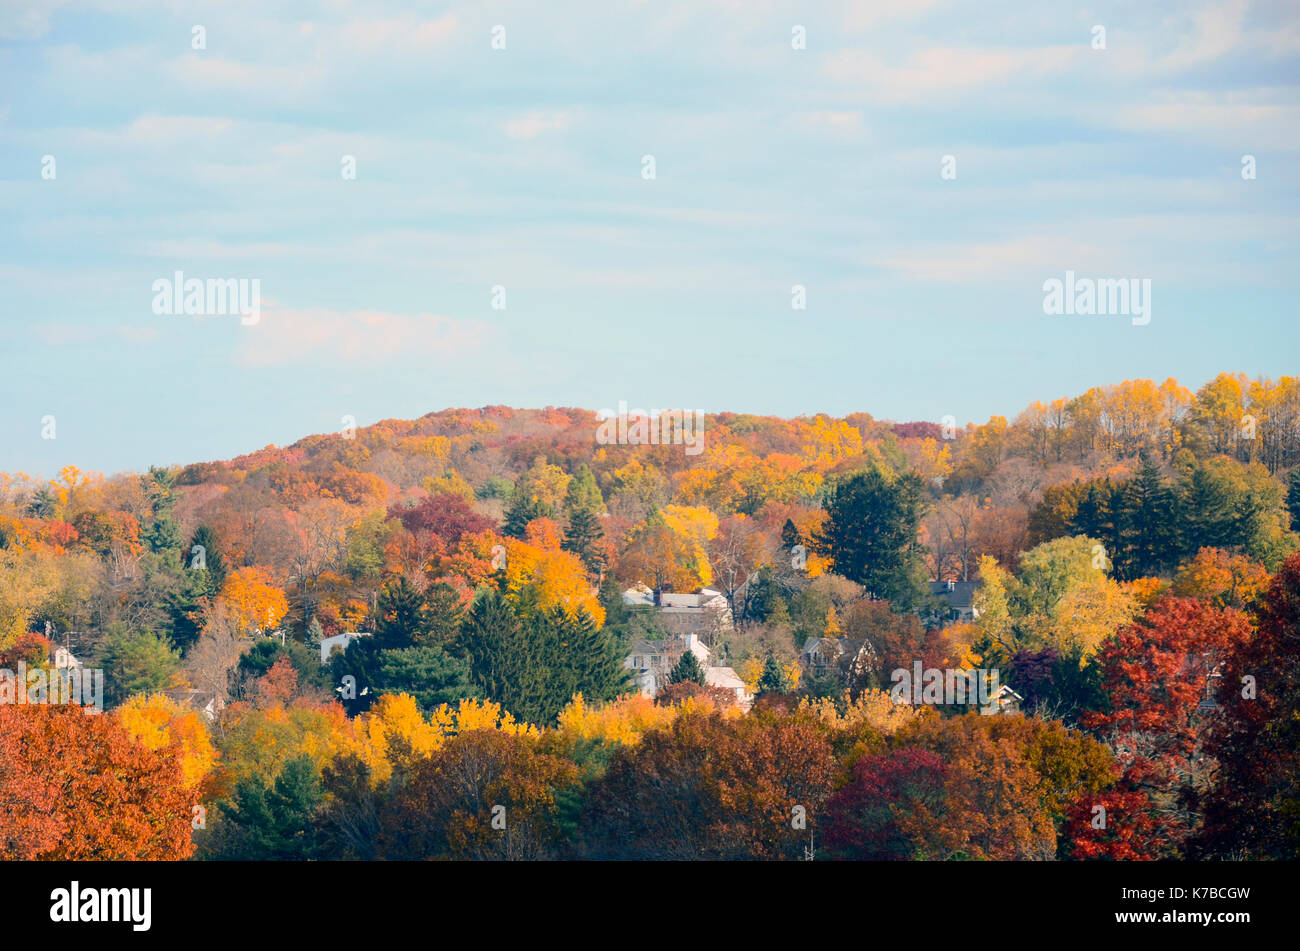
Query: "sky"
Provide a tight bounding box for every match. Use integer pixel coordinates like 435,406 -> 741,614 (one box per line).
2,0 -> 1298,479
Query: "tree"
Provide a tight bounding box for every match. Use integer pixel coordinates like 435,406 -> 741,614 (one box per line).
373,576 -> 430,650
562,505 -> 604,573
1172,547 -> 1269,610
1194,554 -> 1300,859
757,654 -> 791,695
116,692 -> 218,789
815,468 -> 926,608
1287,468 -> 1300,531
388,492 -> 495,547
669,647 -> 706,686
461,590 -> 545,723
0,703 -> 194,859
1115,459 -> 1179,578
100,626 -> 181,707
205,754 -> 326,860
219,566 -> 289,636
377,729 -> 578,860
1084,597 -> 1253,857
188,525 -> 227,595
823,748 -> 950,859
373,645 -> 480,713
579,710 -> 837,860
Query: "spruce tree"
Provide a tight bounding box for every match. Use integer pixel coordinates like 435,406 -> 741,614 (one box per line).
1287,469 -> 1300,532
562,505 -> 604,571
373,577 -> 430,650
461,590 -> 545,722
814,468 -> 926,608
669,648 -> 706,685
503,492 -> 554,539
757,654 -> 790,694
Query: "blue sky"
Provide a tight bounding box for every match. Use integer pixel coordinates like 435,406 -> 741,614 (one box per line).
2,0 -> 1298,479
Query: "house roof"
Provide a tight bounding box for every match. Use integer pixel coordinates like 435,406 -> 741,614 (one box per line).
929,581 -> 980,609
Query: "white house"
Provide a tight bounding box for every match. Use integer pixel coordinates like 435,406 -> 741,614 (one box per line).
704,666 -> 752,709
621,585 -> 734,638
319,631 -> 371,665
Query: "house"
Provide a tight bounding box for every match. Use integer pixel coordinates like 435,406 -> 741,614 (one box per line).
161,688 -> 225,722
319,631 -> 372,665
50,646 -> 85,670
799,636 -> 878,685
928,580 -> 981,625
986,683 -> 1024,716
705,666 -> 751,708
623,633 -> 752,710
625,632 -> 712,695
622,585 -> 734,639
800,637 -> 862,676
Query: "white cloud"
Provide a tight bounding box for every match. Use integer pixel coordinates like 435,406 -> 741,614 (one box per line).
502,112 -> 572,140
236,306 -> 494,367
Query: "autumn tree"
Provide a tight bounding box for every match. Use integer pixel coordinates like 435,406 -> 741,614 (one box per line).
0,703 -> 194,859
1194,554 -> 1300,858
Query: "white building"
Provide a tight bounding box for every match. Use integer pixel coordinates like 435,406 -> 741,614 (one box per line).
319,631 -> 371,665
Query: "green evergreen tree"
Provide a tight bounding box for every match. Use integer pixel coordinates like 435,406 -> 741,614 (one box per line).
209,755 -> 326,860
562,505 -> 604,572
1115,460 -> 1179,579
373,577 -> 430,650
187,525 -> 227,595
668,648 -> 706,685
422,581 -> 466,649
757,654 -> 790,694
503,492 -> 554,539
563,464 -> 605,515
1180,464 -> 1240,556
100,626 -> 181,707
1287,469 -> 1300,532
461,589 -> 546,722
814,468 -> 927,608
373,645 -> 480,713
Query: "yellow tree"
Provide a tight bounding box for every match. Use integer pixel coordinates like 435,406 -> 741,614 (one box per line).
218,566 -> 289,636
116,693 -> 218,789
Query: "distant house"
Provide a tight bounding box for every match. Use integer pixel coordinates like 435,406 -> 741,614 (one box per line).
928,580 -> 981,625
623,632 -> 752,710
704,666 -> 751,707
985,683 -> 1024,716
162,688 -> 225,722
50,646 -> 85,670
799,636 -> 877,686
622,585 -> 734,639
319,632 -> 372,665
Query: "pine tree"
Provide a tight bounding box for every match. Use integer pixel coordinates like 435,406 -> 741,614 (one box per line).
422,581 -> 466,649
461,590 -> 545,722
1116,461 -> 1178,579
503,492 -> 554,539
563,464 -> 605,515
1287,469 -> 1300,533
815,468 -> 927,608
562,505 -> 604,571
374,645 -> 480,713
188,525 -> 227,595
1180,464 -> 1239,556
373,577 -> 430,651
757,654 -> 790,694
669,648 -> 706,685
